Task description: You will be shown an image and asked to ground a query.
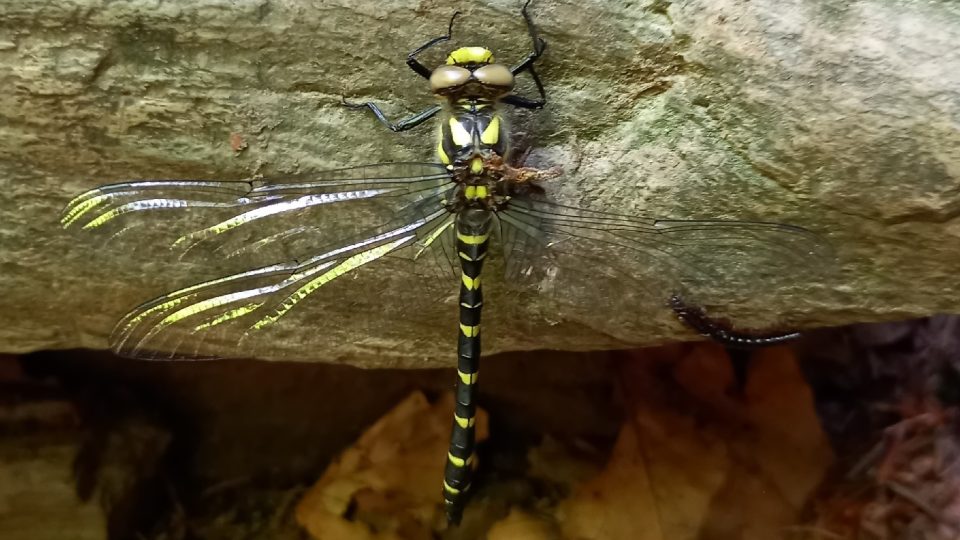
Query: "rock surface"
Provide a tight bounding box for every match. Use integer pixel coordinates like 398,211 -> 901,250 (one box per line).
0,357 -> 105,540
2,0 -> 958,365
0,435 -> 106,540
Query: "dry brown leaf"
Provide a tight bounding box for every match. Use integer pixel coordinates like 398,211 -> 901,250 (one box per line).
557,345 -> 833,540
487,508 -> 559,540
296,391 -> 488,539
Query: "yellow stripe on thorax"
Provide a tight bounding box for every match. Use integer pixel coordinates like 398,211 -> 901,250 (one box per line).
437,139 -> 450,165
480,116 -> 500,145
449,118 -> 472,146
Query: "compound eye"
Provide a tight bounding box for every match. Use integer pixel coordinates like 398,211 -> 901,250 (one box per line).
472,63 -> 514,90
430,65 -> 472,92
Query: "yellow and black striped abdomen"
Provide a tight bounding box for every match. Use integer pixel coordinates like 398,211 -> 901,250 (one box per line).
437,102 -> 508,167
443,207 -> 491,523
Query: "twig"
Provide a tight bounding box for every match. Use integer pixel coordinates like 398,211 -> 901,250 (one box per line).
886,481 -> 941,519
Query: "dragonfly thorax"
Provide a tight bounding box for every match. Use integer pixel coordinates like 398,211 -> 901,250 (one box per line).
437,100 -> 509,170
445,151 -> 553,215
432,46 -> 513,172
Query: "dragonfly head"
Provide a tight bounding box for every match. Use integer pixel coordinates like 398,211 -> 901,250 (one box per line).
446,46 -> 494,66
430,47 -> 514,98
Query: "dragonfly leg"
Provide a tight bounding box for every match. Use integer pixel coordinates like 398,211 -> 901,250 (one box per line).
510,0 -> 547,76
406,10 -> 461,79
504,2 -> 547,110
341,98 -> 442,132
502,64 -> 547,110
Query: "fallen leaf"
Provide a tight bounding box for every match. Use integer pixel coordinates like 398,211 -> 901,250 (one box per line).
296,391 -> 488,539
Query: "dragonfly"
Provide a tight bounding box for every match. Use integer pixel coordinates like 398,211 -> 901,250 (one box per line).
61,0 -> 828,525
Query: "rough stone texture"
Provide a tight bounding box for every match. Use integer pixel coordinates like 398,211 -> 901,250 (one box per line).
2,0 -> 959,365
0,357 -> 105,540
0,434 -> 106,540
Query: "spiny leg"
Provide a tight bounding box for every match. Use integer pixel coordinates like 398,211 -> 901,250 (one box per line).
511,0 -> 547,75
443,213 -> 490,525
407,10 -> 461,78
504,1 -> 548,110
341,97 -> 441,132
341,10 -> 457,131
502,64 -> 547,109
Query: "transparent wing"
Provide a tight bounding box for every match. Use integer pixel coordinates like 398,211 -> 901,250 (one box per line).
108,207 -> 456,360
62,162 -> 457,268
497,194 -> 833,339
62,162 -> 461,360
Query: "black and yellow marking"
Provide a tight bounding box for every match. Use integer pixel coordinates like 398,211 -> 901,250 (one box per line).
61,0 -> 816,529
443,208 -> 491,524
479,115 -> 501,145
340,0 -> 548,525
437,139 -> 451,166
463,185 -> 489,201
438,105 -> 508,168
446,46 -> 494,65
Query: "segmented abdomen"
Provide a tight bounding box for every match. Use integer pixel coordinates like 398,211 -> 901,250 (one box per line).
443,208 -> 490,524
